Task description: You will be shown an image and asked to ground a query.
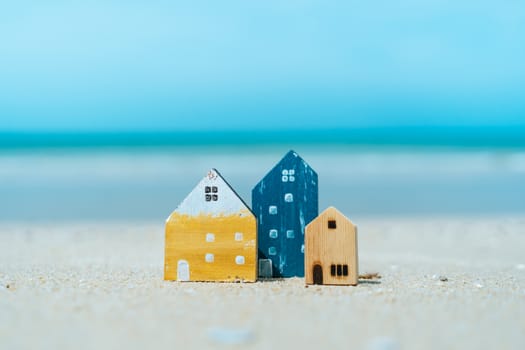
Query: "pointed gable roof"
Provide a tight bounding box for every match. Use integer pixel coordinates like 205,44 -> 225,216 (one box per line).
253,150 -> 316,190
168,169 -> 252,219
309,206 -> 355,228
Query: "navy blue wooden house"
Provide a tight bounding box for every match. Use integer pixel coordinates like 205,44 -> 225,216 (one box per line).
252,150 -> 318,278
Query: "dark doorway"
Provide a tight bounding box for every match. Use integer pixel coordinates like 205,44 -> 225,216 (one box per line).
313,264 -> 323,285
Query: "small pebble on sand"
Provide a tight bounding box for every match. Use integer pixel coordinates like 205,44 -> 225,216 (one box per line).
432,275 -> 448,282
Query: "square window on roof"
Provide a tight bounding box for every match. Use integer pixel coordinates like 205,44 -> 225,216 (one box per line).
289,176 -> 295,182
269,206 -> 278,215
212,195 -> 218,201
212,186 -> 218,193
205,194 -> 212,201
289,169 -> 295,175
206,233 -> 215,242
205,253 -> 214,263
282,169 -> 288,175
286,230 -> 294,239
205,186 -> 211,193
268,247 -> 277,256
234,232 -> 243,241
269,229 -> 278,239
282,175 -> 288,182
284,193 -> 293,202
328,220 -> 336,229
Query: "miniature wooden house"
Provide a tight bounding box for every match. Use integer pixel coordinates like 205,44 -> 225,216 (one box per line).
164,169 -> 257,282
305,207 -> 358,286
252,150 -> 318,278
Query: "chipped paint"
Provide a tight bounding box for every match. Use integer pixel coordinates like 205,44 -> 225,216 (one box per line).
168,169 -> 252,219
252,150 -> 318,278
165,169 -> 257,282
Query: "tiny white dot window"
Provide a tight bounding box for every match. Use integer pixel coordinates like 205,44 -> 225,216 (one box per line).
269,206 -> 278,215
235,256 -> 245,265
268,247 -> 277,256
269,229 -> 278,239
286,230 -> 295,239
206,233 -> 215,242
205,253 -> 214,263
234,232 -> 243,241
284,193 -> 293,202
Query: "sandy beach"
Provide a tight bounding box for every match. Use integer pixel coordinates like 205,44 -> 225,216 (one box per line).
1,217 -> 524,350
3,0 -> 525,347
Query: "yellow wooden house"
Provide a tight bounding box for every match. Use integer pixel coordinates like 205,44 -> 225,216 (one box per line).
164,169 -> 257,282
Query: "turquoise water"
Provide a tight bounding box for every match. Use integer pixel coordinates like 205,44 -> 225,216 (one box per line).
0,144 -> 524,221
1,126 -> 525,150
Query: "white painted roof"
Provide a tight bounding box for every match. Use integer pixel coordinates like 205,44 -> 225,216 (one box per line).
168,169 -> 252,219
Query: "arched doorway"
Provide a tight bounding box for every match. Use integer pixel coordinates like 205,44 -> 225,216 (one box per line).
313,264 -> 323,285
177,260 -> 190,281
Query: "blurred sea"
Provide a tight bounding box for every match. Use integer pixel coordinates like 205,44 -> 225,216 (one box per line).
1,129 -> 524,221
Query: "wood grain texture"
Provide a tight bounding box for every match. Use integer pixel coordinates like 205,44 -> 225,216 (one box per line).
164,169 -> 257,282
252,150 -> 318,278
305,207 -> 358,286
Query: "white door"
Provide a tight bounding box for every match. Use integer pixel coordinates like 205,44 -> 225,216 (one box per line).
177,260 -> 190,281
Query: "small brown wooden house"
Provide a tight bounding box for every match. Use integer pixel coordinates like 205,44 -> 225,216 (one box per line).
305,207 -> 358,285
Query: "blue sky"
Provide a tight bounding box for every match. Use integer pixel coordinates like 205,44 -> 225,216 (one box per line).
1,0 -> 524,131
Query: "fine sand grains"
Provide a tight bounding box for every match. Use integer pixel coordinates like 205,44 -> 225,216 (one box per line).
1,218 -> 524,350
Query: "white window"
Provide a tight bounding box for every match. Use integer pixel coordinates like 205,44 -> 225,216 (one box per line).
282,169 -> 295,182
268,247 -> 277,256
284,193 -> 293,202
301,244 -> 305,253
269,206 -> 278,215
235,256 -> 245,265
206,233 -> 215,242
234,232 -> 243,241
269,229 -> 278,239
286,230 -> 294,239
205,253 -> 214,263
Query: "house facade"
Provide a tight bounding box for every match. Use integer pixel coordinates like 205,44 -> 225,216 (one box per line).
252,150 -> 318,278
305,207 -> 358,286
164,169 -> 257,282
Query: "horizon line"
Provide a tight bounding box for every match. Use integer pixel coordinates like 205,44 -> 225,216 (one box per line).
1,126 -> 525,149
